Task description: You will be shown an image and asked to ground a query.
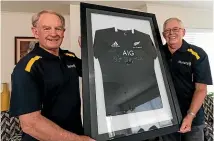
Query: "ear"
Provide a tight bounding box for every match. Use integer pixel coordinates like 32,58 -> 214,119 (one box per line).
31,27 -> 39,39
182,28 -> 186,37
162,32 -> 166,39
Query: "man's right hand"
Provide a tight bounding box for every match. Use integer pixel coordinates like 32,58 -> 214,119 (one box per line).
79,135 -> 96,141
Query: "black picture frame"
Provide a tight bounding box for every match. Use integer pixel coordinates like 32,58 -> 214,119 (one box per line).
80,2 -> 182,141
15,36 -> 38,64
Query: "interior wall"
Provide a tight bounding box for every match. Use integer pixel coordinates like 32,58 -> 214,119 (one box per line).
135,3 -> 213,44
69,4 -> 81,58
145,3 -> 213,32
1,12 -> 70,86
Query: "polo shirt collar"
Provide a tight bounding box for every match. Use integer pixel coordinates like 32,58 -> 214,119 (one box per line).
164,39 -> 189,53
33,42 -> 64,59
177,39 -> 189,52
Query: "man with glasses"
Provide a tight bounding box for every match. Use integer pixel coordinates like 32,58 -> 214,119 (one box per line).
10,10 -> 95,141
160,17 -> 212,141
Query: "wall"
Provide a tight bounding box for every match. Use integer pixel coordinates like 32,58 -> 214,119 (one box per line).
145,3 -> 213,32
1,12 -> 70,85
69,5 -> 81,58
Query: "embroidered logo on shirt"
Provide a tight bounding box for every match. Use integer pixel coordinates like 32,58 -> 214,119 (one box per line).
178,60 -> 191,66
133,41 -> 142,48
111,41 -> 120,48
134,41 -> 140,46
67,64 -> 76,68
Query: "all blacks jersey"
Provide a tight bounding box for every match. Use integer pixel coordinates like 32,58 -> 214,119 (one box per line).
93,27 -> 163,116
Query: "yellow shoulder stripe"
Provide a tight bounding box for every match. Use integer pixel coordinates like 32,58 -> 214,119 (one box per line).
187,49 -> 200,60
25,56 -> 41,72
65,53 -> 75,57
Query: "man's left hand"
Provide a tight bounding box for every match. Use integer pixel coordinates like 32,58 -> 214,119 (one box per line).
178,114 -> 194,133
78,36 -> 81,47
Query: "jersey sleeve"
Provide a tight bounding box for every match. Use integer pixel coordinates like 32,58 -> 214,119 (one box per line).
193,49 -> 213,85
143,34 -> 157,59
9,68 -> 42,117
93,30 -> 104,59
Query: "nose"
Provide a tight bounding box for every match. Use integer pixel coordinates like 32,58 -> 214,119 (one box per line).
169,29 -> 174,35
50,28 -> 57,36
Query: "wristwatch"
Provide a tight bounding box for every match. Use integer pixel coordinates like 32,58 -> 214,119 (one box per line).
187,110 -> 196,118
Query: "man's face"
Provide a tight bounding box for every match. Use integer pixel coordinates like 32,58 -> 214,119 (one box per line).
163,20 -> 185,48
32,13 -> 65,50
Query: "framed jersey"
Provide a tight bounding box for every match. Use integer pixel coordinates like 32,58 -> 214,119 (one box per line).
80,2 -> 182,141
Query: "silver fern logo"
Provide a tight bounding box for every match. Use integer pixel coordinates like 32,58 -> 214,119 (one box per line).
133,41 -> 142,48
134,41 -> 140,46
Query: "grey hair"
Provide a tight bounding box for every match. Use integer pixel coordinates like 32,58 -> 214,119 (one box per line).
32,10 -> 65,28
163,17 -> 184,30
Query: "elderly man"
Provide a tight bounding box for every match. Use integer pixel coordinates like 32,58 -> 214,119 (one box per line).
10,10 -> 95,141
161,17 -> 212,141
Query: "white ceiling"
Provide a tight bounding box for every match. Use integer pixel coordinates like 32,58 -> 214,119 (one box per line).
1,1 -> 213,14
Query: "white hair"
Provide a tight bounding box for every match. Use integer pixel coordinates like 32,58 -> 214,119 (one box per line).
32,10 -> 65,28
163,17 -> 184,30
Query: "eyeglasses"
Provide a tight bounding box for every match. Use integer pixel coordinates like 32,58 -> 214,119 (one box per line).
34,26 -> 65,33
163,27 -> 183,35
43,26 -> 65,33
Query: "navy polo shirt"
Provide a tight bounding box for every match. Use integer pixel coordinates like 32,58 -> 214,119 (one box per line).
10,43 -> 83,141
162,39 -> 213,126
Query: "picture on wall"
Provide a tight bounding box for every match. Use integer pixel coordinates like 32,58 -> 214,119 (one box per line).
80,2 -> 182,141
15,37 -> 38,64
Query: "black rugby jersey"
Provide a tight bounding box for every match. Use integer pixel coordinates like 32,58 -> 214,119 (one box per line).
93,28 -> 163,116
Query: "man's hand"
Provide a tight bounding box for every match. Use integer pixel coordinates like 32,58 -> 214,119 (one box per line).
79,135 -> 96,141
78,36 -> 81,48
178,114 -> 194,133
